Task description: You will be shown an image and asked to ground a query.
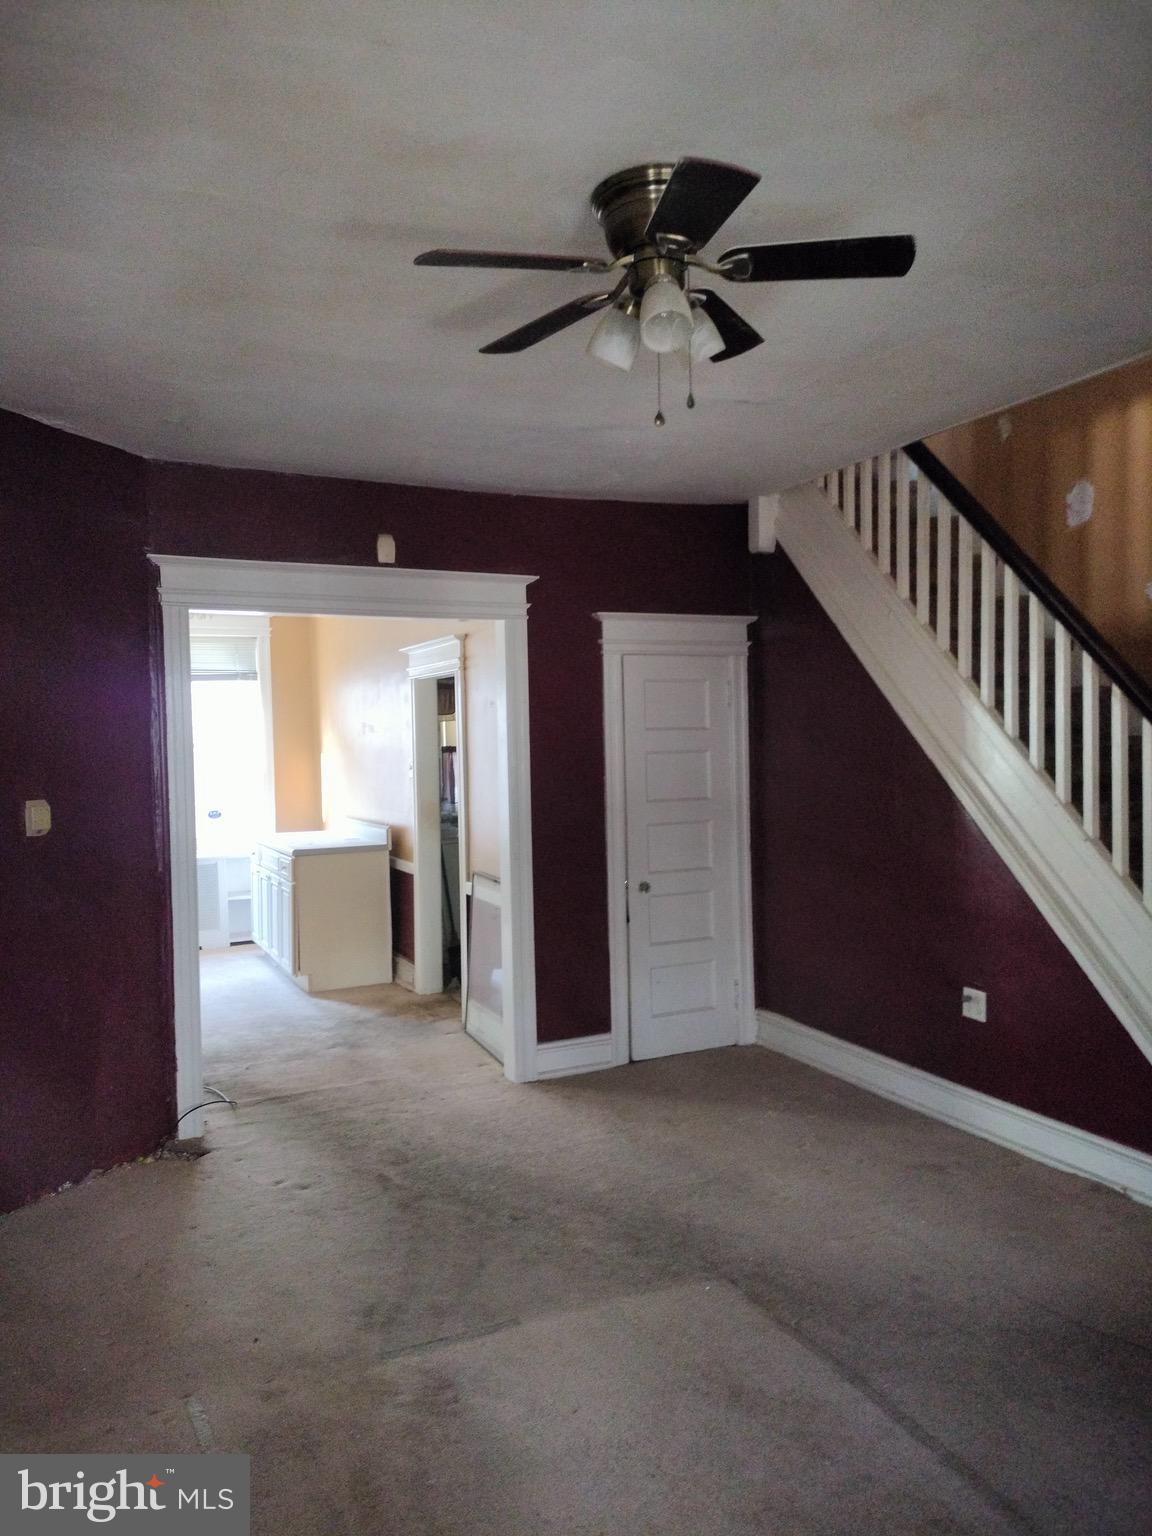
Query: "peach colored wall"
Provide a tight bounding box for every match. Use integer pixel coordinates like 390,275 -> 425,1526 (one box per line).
269,616 -> 323,831
926,353 -> 1152,683
311,615 -> 499,871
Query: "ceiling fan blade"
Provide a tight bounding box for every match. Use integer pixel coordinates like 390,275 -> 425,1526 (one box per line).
693,289 -> 763,362
643,158 -> 761,251
717,234 -> 916,282
478,292 -> 615,354
415,248 -> 607,272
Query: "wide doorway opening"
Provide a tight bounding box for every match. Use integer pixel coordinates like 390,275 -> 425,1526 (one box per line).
155,557 -> 538,1137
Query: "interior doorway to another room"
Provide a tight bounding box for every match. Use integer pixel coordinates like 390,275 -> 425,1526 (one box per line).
158,557 -> 537,1136
194,614 -> 490,1018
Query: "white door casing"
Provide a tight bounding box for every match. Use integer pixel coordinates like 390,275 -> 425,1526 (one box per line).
599,614 -> 756,1064
151,556 -> 538,1134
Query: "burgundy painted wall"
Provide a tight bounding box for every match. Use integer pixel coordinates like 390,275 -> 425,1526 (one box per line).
7,398 -> 1149,1211
750,551 -> 1152,1155
390,867 -> 415,963
146,460 -> 750,1046
0,413 -> 174,1209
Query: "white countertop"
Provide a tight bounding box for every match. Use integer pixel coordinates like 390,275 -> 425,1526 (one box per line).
257,828 -> 391,856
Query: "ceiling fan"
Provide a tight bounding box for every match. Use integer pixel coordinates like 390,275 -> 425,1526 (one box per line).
414,158 -> 916,394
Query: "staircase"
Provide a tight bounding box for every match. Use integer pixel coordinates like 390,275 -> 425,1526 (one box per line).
761,444 -> 1152,1070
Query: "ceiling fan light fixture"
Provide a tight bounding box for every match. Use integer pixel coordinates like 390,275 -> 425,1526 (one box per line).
586,303 -> 641,371
639,274 -> 693,354
689,304 -> 726,363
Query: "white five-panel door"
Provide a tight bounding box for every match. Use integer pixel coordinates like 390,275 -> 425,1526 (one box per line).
623,651 -> 743,1058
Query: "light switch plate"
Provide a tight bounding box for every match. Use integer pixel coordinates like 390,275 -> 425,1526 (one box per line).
961,986 -> 987,1022
24,799 -> 51,837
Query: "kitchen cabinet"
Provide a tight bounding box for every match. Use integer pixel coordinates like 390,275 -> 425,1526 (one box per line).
251,829 -> 392,992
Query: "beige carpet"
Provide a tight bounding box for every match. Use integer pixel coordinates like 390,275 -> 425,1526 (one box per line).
2,945 -> 1150,1534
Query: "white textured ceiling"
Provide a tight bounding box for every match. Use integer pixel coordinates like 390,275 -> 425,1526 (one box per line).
2,1 -> 1150,502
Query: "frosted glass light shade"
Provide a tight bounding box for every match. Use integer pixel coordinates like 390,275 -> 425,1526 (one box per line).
639,275 -> 693,354
586,305 -> 641,370
689,306 -> 725,362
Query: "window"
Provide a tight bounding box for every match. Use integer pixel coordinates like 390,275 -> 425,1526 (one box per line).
190,631 -> 270,855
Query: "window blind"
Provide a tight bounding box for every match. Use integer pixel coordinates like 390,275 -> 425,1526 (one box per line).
189,635 -> 259,680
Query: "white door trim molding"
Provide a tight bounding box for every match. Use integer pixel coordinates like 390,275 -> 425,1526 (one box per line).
757,1009 -> 1152,1204
403,635 -> 470,1003
771,482 -> 1152,1068
152,555 -> 539,1135
403,634 -> 465,680
150,556 -> 535,620
598,613 -> 757,1067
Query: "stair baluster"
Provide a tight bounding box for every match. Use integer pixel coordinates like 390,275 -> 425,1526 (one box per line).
816,447 -> 1151,904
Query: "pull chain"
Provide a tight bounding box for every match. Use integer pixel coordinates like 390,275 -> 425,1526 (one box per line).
654,353 -> 665,427
686,343 -> 695,410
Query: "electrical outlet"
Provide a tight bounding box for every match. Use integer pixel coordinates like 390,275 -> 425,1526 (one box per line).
961,986 -> 987,1022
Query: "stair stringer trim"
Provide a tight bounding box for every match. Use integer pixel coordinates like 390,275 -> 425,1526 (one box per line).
774,481 -> 1152,1068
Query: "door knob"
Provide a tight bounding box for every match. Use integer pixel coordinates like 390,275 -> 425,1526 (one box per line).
638,880 -> 651,893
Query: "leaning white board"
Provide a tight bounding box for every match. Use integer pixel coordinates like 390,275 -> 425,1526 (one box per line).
465,873 -> 503,1062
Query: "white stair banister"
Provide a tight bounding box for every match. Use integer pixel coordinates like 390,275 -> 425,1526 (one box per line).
776,453 -> 1152,1070
1002,567 -> 1021,740
843,463 -> 857,530
916,479 -> 933,626
1028,593 -> 1046,772
1054,624 -> 1073,804
980,542 -> 997,708
1112,686 -> 1130,879
813,445 -> 1151,910
895,455 -> 911,600
1083,654 -> 1100,841
956,520 -> 974,681
935,495 -> 952,653
876,451 -> 892,577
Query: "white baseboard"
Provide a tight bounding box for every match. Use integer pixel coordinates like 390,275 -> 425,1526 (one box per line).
466,1000 -> 504,1064
757,1009 -> 1152,1203
392,954 -> 415,991
534,1032 -> 615,1079
775,481 -> 1152,1069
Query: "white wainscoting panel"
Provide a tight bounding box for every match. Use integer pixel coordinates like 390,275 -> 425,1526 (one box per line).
534,1033 -> 615,1079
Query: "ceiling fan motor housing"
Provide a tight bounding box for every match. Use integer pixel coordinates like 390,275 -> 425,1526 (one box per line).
590,164 -> 679,256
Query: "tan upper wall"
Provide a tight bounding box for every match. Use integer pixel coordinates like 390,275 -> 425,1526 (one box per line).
269,616 -> 323,831
926,353 -> 1152,685
277,614 -> 500,872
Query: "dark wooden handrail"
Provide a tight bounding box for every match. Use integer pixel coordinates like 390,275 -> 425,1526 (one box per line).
903,440 -> 1152,724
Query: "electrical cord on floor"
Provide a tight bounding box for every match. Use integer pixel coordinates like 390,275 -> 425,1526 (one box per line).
174,1085 -> 238,1129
